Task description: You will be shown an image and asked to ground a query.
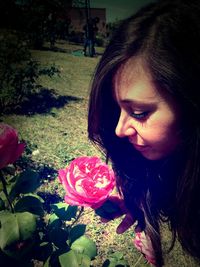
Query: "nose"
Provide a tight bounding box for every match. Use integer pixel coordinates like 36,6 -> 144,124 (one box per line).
115,110 -> 136,138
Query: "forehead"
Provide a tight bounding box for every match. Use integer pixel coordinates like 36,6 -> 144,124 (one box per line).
113,57 -> 160,102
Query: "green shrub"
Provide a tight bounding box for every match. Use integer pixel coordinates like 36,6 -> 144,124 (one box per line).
0,31 -> 59,114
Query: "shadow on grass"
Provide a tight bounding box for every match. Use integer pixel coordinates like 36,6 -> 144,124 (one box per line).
4,88 -> 83,115
40,45 -> 104,56
40,46 -> 71,53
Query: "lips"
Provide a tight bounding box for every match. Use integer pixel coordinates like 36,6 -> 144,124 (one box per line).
128,138 -> 148,150
134,144 -> 148,151
129,140 -> 149,152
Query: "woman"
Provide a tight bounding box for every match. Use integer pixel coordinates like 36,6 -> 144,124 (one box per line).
88,0 -> 200,266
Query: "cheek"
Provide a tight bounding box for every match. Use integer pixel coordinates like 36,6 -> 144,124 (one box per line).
141,128 -> 168,144
141,117 -> 180,146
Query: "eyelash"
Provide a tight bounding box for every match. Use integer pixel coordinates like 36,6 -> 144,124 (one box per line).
130,111 -> 149,120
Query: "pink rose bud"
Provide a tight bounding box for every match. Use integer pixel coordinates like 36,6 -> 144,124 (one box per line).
134,231 -> 156,266
0,123 -> 25,169
58,156 -> 116,209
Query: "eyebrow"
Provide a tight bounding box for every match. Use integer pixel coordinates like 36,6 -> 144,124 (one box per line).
118,98 -> 157,108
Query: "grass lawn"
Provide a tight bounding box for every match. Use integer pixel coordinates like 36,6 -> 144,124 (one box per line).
1,41 -> 198,267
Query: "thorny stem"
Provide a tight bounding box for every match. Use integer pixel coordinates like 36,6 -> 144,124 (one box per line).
0,170 -> 14,213
71,206 -> 84,227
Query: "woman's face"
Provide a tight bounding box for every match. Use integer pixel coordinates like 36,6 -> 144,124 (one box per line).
113,58 -> 181,160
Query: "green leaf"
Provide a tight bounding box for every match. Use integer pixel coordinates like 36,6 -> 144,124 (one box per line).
0,211 -> 19,250
95,199 -> 121,220
47,213 -> 69,248
102,253 -> 130,267
110,252 -> 124,260
4,184 -> 13,196
14,195 -> 44,216
59,251 -> 91,267
25,193 -> 44,203
59,250 -> 91,267
48,227 -> 69,248
48,213 -> 59,224
9,170 -> 40,199
116,260 -> 130,266
0,182 -> 3,192
34,242 -> 53,261
48,213 -> 62,229
69,224 -> 86,244
0,191 -> 6,202
0,211 -> 37,251
51,203 -> 77,221
16,212 -> 37,240
71,236 -> 97,259
59,250 -> 79,267
76,253 -> 91,267
44,256 -> 51,267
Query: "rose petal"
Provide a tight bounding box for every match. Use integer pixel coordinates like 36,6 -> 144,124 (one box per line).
0,123 -> 25,169
134,232 -> 156,266
57,156 -> 116,208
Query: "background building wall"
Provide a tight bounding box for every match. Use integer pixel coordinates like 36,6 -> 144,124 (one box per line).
68,7 -> 106,35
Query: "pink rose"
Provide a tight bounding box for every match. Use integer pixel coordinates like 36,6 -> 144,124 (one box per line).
58,156 -> 116,209
134,231 -> 156,266
0,123 -> 25,169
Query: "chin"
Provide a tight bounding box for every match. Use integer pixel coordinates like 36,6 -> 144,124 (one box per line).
140,151 -> 164,161
141,148 -> 176,161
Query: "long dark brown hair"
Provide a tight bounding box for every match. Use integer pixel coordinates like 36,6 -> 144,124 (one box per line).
88,0 -> 200,266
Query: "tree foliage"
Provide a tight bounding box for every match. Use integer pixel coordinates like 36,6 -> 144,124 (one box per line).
0,31 -> 59,114
0,0 -> 74,48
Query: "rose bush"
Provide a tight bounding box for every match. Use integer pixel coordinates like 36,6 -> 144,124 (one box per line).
58,156 -> 116,209
0,123 -> 25,169
0,125 -> 98,267
134,231 -> 156,266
